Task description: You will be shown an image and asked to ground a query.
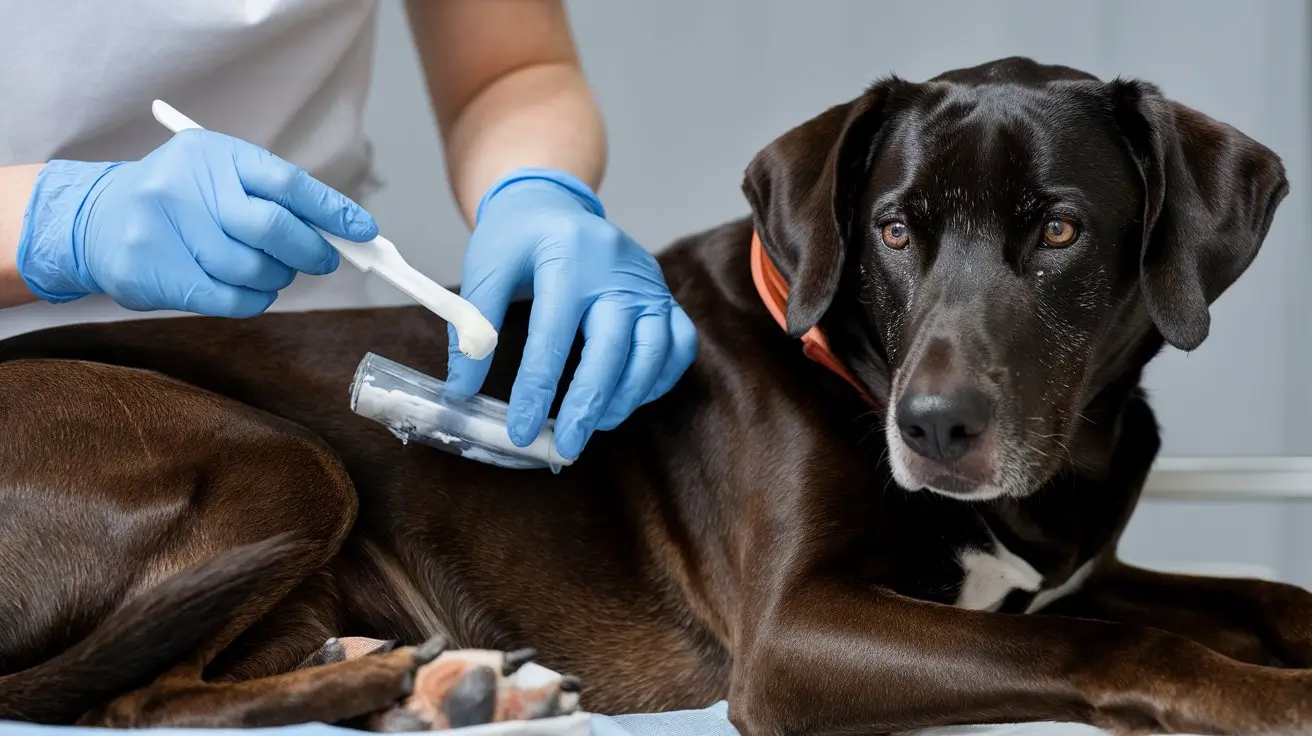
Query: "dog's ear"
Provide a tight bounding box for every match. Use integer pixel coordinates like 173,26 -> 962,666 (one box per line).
741,79 -> 901,337
1110,80 -> 1289,351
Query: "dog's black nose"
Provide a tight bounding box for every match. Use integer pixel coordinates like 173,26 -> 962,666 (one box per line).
896,388 -> 992,463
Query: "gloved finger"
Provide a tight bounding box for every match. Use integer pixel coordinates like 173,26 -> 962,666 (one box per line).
226,136 -> 378,242
553,300 -> 638,459
186,222 -> 297,292
222,195 -> 339,275
641,303 -> 698,406
595,310 -> 671,432
201,246 -> 296,292
179,277 -> 278,319
443,267 -> 519,399
506,267 -> 586,448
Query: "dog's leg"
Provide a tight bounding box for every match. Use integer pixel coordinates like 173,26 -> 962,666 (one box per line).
730,581 -> 1312,736
1,360 -> 360,724
204,567 -> 363,678
93,637 -> 580,730
0,360 -> 576,730
87,636 -> 447,728
1041,560 -> 1312,668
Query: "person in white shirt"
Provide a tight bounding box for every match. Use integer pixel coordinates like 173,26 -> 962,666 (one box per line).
0,1 -> 696,460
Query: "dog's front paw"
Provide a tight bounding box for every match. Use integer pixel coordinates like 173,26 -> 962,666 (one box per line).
296,636 -> 401,670
366,646 -> 581,732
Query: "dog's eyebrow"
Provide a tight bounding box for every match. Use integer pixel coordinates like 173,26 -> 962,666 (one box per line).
870,191 -> 913,217
1033,185 -> 1093,214
866,184 -> 1095,237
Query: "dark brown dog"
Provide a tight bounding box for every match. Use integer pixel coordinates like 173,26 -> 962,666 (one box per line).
1,57 -> 1308,735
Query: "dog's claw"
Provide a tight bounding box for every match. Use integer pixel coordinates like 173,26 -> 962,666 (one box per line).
502,647 -> 537,675
413,635 -> 448,665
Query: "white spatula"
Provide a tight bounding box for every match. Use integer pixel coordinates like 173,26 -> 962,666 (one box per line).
150,99 -> 498,360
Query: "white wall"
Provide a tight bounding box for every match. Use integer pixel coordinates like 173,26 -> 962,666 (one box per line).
361,1 -> 1312,583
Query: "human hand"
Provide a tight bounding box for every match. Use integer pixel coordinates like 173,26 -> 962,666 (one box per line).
444,168 -> 697,460
17,129 -> 377,315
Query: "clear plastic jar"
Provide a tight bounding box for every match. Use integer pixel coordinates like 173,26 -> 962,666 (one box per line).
349,352 -> 572,473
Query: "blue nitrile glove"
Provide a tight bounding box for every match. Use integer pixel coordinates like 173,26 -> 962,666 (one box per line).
445,167 -> 697,460
16,129 -> 377,316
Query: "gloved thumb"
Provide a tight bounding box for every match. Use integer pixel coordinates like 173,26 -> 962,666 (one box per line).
444,268 -> 518,399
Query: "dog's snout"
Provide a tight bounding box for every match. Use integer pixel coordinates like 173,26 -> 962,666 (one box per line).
896,387 -> 992,463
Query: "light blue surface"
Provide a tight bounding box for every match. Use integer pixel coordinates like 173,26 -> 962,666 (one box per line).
0,725 -> 345,736
0,704 -> 737,736
592,701 -> 737,736
0,705 -> 1119,736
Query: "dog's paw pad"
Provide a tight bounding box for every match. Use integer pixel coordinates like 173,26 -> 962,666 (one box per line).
441,664 -> 499,728
381,655 -> 496,730
338,636 -> 399,660
296,637 -> 348,669
495,672 -> 582,722
300,636 -> 404,672
381,648 -> 582,729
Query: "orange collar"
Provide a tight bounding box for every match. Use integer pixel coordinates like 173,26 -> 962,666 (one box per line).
749,229 -> 877,407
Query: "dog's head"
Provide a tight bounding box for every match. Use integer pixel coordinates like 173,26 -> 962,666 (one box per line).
742,57 -> 1288,501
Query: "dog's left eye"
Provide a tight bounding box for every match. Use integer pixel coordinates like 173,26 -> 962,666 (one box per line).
1041,218 -> 1079,248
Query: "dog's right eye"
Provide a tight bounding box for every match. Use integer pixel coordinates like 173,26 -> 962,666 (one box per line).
881,222 -> 910,250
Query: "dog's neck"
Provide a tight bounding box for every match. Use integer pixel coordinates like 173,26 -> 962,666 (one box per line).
749,229 -> 877,407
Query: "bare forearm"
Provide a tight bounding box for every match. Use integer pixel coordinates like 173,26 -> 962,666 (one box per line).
0,163 -> 44,308
441,62 -> 606,227
405,0 -> 605,229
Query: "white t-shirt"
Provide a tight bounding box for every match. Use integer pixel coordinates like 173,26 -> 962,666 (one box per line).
0,0 -> 392,340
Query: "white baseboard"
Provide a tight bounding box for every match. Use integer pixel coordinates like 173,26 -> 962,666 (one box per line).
1145,457 -> 1312,500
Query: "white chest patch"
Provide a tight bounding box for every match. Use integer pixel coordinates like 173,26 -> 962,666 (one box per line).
954,534 -> 1096,614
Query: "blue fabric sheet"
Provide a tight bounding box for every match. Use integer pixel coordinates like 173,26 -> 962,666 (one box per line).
592,701 -> 737,736
0,704 -> 1115,735
0,702 -> 740,736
